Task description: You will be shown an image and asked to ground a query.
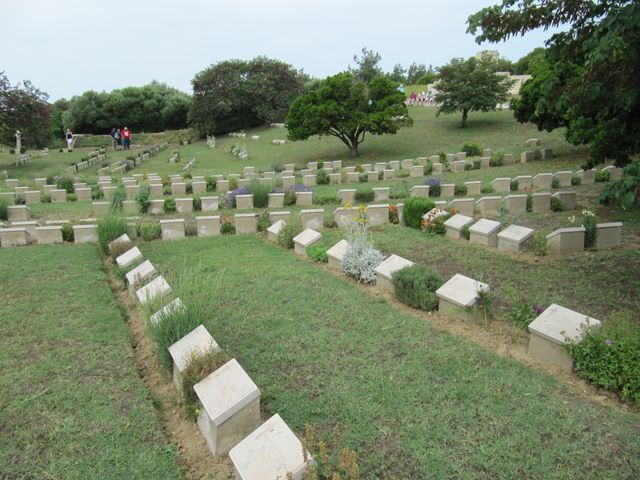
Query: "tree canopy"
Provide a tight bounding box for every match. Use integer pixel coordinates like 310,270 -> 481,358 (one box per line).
435,57 -> 514,126
0,72 -> 51,148
62,82 -> 190,135
286,72 -> 412,157
191,56 -> 304,137
468,0 -> 640,167
349,47 -> 383,84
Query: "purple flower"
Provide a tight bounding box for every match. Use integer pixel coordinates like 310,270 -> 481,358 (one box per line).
425,177 -> 440,188
532,305 -> 545,314
605,339 -> 612,348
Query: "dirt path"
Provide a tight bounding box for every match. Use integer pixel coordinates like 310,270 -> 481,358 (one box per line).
103,257 -> 233,480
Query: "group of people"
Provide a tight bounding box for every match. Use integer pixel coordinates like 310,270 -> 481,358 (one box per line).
110,127 -> 132,150
407,90 -> 435,106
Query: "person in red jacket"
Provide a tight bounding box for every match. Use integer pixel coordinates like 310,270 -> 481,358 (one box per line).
122,127 -> 132,150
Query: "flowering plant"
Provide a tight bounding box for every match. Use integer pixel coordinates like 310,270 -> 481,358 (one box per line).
420,207 -> 450,234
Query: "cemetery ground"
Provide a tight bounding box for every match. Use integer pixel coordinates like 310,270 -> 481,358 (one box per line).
0,244 -> 184,479
139,235 -> 640,479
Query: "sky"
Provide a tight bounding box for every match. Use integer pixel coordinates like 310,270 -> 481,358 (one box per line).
0,0 -> 561,101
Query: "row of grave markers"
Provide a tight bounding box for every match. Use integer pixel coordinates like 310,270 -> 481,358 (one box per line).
111,236 -> 314,479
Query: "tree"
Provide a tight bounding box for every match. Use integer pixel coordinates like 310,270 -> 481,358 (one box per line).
191,57 -> 304,136
0,72 -> 51,148
406,63 -> 428,84
468,0 -> 640,167
349,47 -> 383,84
387,64 -> 407,83
435,57 -> 514,126
513,47 -> 546,75
286,72 -> 412,157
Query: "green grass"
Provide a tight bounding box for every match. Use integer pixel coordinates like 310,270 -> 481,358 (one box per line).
142,235 -> 640,479
0,244 -> 184,479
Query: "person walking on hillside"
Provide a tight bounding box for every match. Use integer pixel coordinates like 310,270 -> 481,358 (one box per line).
115,128 -> 122,150
65,129 -> 74,151
122,127 -> 131,150
110,128 -> 118,151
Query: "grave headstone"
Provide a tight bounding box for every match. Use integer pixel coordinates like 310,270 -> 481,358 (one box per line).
497,225 -> 534,252
464,181 -> 481,196
595,222 -> 622,250
35,226 -> 63,244
235,213 -> 258,234
546,227 -> 585,254
327,239 -> 349,271
491,178 -> 511,193
196,216 -> 221,237
374,254 -> 414,294
532,192 -> 551,213
126,260 -> 157,293
449,198 -> 475,217
160,219 -> 186,240
444,214 -> 474,240
169,324 -> 220,393
469,218 -> 501,247
373,187 -> 389,201
475,196 -> 501,217
293,228 -> 322,257
73,224 -> 98,244
299,209 -> 324,230
504,194 -> 527,214
436,273 -> 489,322
136,275 -> 171,305
295,191 -> 313,206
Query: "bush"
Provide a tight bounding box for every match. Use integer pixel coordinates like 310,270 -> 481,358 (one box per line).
455,184 -> 468,196
91,184 -> 103,200
185,181 -> 193,195
533,231 -> 548,256
421,208 -> 450,235
164,198 -> 177,213
571,175 -> 582,186
342,212 -> 384,284
355,189 -> 374,203
139,222 -> 161,241
228,177 -> 239,190
565,313 -> 640,404
110,186 -> 127,212
221,219 -> 236,235
277,220 -> 303,249
248,179 -> 271,208
551,177 -> 561,189
480,185 -> 493,194
284,189 -> 296,206
135,184 -> 150,213
0,198 -> 7,220
461,224 -> 471,240
61,223 -> 74,242
489,157 -> 503,167
257,211 -> 270,232
425,178 -> 441,197
56,176 -> 74,194
506,302 -> 538,329
181,350 -> 231,419
97,215 -> 128,255
14,193 -> 25,205
550,196 -> 562,211
582,210 -> 597,248
465,162 -> 474,171
597,161 -> 639,210
308,245 -> 329,263
595,169 -> 610,183
205,175 -> 217,192
510,179 -> 519,191
396,170 -> 410,178
526,193 -> 533,212
392,264 -> 443,311
461,142 -> 482,157
389,205 -> 399,224
358,173 -> 368,183
315,194 -> 339,205
317,169 -> 330,185
403,197 -> 435,229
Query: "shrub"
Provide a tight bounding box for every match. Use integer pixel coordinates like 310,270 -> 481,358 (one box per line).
56,176 -> 74,194
550,196 -> 562,211
301,424 -> 360,480
355,189 -> 374,203
277,220 -> 303,249
139,222 -> 161,241
425,178 -> 441,197
284,189 -> 296,206
91,184 -> 103,200
465,162 -> 474,171
396,170 -> 410,178
489,157 -> 503,167
461,224 -> 471,240
526,193 -> 533,212
221,219 -> 236,235
421,208 -> 450,234
403,197 -> 435,229
597,161 -> 639,210
41,192 -> 51,203
506,302 -> 537,329
181,350 -> 232,419
97,215 -> 128,254
565,313 -> 640,404
317,169 -> 330,185
246,180 -> 270,208
571,174 -> 582,186
551,177 -> 561,189
257,210 -> 270,232
164,198 -> 177,213
163,184 -> 172,196
595,169 -> 610,183
110,186 -> 127,212
533,148 -> 542,160
492,152 -> 504,165
455,184 -> 468,196
480,185 -> 493,194
358,173 -> 368,183
205,175 -> 217,192
0,198 -> 7,220
389,205 -> 399,224
342,209 -> 384,284
61,223 -> 74,242
228,177 -> 239,190
14,193 -> 25,205
185,181 -> 193,195
461,142 -> 482,157
315,194 -> 339,205
510,179 -> 519,191
135,184 -> 150,213
308,245 -> 329,263
271,162 -> 284,173
582,209 -> 597,248
392,264 -> 443,311
533,231 -> 548,256
225,186 -> 250,209
184,221 -> 197,237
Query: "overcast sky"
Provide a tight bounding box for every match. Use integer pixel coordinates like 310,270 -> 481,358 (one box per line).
1,0 -> 560,101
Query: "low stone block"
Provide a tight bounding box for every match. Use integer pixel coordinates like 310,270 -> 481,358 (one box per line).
475,196 -> 501,217
401,159 -> 413,170
389,160 -> 400,171
449,198 -> 475,217
532,192 -> 551,213
504,194 -> 527,214
175,197 -> 193,213
577,169 -> 596,185
521,151 -> 534,163
169,324 -> 220,393
373,187 -> 389,201
281,176 -> 295,190
126,260 -> 157,292
526,138 -> 539,147
595,222 -> 622,250
464,181 -> 481,196
374,254 -> 414,294
122,200 -> 138,215
480,157 -> 490,169
482,149 -> 492,158
344,166 -> 356,174
75,188 -> 91,201
295,191 -> 313,206
436,273 -> 490,322
149,184 -> 164,199
267,219 -> 285,242
217,180 -> 229,193
456,152 -> 467,160
502,154 -> 514,166
73,224 -> 97,244
603,165 -> 622,181
150,297 -> 185,325
546,227 -> 585,254
229,414 -> 312,480
197,216 -> 221,237
116,246 -> 143,268
299,209 -> 324,230
452,160 -> 466,172
293,228 -> 322,256
367,204 -> 389,226
36,226 -> 63,244
327,239 -> 349,271
469,219 -> 501,247
491,178 -> 511,193
374,162 -> 386,172
409,165 -> 424,178
149,200 -> 165,215
533,173 -> 553,190
235,213 -> 258,234
337,189 -> 356,205
553,171 -> 572,188
269,211 -> 290,224
0,228 -> 30,247
515,175 -> 533,189
367,171 -> 379,182
92,201 -> 110,216
235,194 -> 253,210
432,163 -> 443,175
440,184 -> 455,198
51,189 -> 67,203
302,175 -> 317,187
171,183 -> 186,196
201,196 -> 219,212
383,169 -> 395,180
192,181 -> 207,195
345,172 -> 358,183
35,178 -> 47,188
5,179 -> 19,188
24,191 -> 41,204
108,233 -> 131,252
101,186 -> 116,200
136,275 -> 171,305
307,161 -> 317,170
243,166 -> 256,176
125,185 -> 139,200
334,207 -> 357,228
498,225 -> 534,252
11,221 -> 37,239
446,153 -> 455,163
161,219 -> 185,240
329,173 -> 342,184
444,214 -> 474,240
410,185 -> 429,198
552,191 -> 576,210
528,304 -> 600,372
266,193 -> 283,208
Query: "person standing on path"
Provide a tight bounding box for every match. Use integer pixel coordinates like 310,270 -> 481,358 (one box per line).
122,127 -> 131,150
110,128 -> 118,151
65,129 -> 74,151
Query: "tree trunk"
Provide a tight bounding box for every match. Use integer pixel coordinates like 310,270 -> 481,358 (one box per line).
461,109 -> 469,127
349,141 -> 359,157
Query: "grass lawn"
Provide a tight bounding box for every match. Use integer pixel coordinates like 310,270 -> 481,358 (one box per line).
0,244 -> 184,479
141,235 -> 640,479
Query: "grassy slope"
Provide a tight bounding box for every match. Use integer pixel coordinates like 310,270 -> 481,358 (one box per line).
0,245 -> 184,480
142,235 -> 640,479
